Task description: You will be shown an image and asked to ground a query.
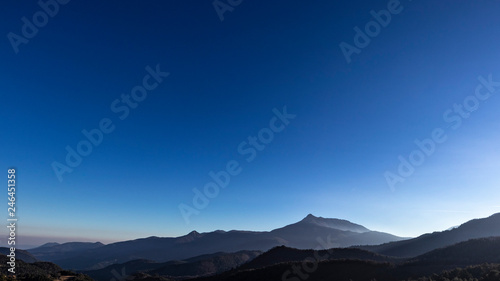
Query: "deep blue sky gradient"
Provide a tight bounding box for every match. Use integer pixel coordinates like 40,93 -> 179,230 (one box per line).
2,0 -> 500,246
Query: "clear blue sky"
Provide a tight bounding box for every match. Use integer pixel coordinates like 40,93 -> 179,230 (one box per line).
2,0 -> 500,247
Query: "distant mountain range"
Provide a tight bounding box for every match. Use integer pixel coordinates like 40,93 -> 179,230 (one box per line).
7,237 -> 500,281
6,213 -> 500,281
358,212 -> 500,257
29,214 -> 404,270
29,242 -> 104,259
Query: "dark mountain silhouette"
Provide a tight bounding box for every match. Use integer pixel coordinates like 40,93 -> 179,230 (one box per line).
83,250 -> 261,281
187,237 -> 500,281
0,247 -> 38,263
358,212 -> 500,257
299,214 -> 370,232
269,214 -> 403,249
39,214 -> 404,270
9,215 -> 500,281
0,254 -> 93,280
238,245 -> 400,271
404,263 -> 500,281
84,246 -> 401,281
409,236 -> 500,266
29,241 -> 105,257
189,259 -> 398,281
148,250 -> 260,279
32,242 -> 60,249
127,273 -> 174,281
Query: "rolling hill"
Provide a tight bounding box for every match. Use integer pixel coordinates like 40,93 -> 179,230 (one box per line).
0,254 -> 94,281
0,248 -> 38,263
82,250 -> 261,281
188,236 -> 500,281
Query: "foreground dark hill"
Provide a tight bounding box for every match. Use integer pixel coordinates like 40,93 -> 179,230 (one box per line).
358,212 -> 500,257
0,247 -> 37,263
409,236 -> 500,266
188,236 -> 500,281
83,250 -> 261,281
191,259 -> 398,281
0,254 -> 93,281
6,237 -> 500,281
392,236 -> 500,278
404,263 -> 500,281
85,246 -> 399,281
40,214 -> 404,270
238,245 -> 400,271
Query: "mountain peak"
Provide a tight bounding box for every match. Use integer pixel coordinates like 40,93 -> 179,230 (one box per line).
35,242 -> 60,249
304,214 -> 317,220
176,230 -> 202,243
299,214 -> 370,233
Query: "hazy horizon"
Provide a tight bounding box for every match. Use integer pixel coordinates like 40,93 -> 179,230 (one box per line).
14,212 -> 500,250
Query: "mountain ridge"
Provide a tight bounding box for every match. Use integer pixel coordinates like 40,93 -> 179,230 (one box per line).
31,214 -> 404,270
357,212 -> 500,257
